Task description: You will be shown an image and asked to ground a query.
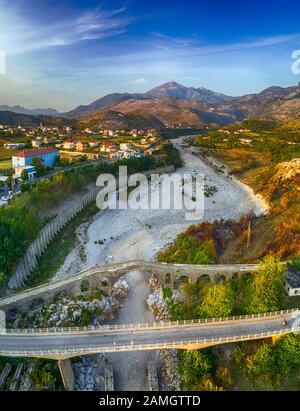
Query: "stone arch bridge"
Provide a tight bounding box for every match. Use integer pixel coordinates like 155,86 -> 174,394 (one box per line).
0,260 -> 259,314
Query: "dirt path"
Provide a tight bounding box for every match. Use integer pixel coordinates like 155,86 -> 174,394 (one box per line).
105,270 -> 157,390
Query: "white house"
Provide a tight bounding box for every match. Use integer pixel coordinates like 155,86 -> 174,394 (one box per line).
120,143 -> 132,151
285,264 -> 300,297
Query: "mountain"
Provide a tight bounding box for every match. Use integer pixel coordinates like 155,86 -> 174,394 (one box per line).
66,93 -> 145,118
0,105 -> 60,116
4,81 -> 300,129
71,81 -> 300,129
0,111 -> 74,127
144,81 -> 234,104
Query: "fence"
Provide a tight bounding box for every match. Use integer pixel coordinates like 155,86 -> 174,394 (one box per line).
0,327 -> 298,358
8,187 -> 99,290
4,308 -> 299,335
7,165 -> 175,292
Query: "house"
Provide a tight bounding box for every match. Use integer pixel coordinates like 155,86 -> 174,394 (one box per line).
285,264 -> 300,297
3,142 -> 26,150
14,165 -> 37,181
76,141 -> 89,151
100,141 -> 115,152
12,148 -> 59,169
63,139 -> 76,149
109,149 -> 118,159
0,175 -> 8,190
89,141 -> 99,148
32,139 -> 43,148
120,143 -> 132,151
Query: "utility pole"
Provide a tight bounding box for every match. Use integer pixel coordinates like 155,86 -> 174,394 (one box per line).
247,220 -> 251,249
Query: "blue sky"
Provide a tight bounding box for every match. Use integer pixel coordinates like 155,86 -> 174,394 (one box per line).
0,0 -> 300,111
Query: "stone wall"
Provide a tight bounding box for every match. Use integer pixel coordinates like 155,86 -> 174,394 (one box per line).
7,165 -> 175,292
58,359 -> 75,391
8,187 -> 99,291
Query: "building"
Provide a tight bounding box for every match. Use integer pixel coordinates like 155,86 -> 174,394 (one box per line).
14,166 -> 37,181
120,143 -> 132,151
63,139 -> 76,149
12,148 -> 59,168
0,175 -> 8,190
76,141 -> 89,151
89,141 -> 99,148
32,139 -> 43,148
285,264 -> 300,297
4,142 -> 25,150
100,141 -> 115,152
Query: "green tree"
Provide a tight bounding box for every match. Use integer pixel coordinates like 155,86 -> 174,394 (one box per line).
247,256 -> 285,314
178,350 -> 212,389
20,169 -> 28,181
31,157 -> 46,176
246,343 -> 274,381
198,283 -> 234,318
273,334 -> 300,376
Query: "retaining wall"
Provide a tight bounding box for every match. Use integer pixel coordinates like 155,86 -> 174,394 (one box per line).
7,165 -> 175,292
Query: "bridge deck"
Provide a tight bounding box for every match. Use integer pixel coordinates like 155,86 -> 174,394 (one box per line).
0,310 -> 299,358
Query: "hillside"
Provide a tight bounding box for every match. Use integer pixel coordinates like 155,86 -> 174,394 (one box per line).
71,81 -> 300,129
0,111 -> 74,127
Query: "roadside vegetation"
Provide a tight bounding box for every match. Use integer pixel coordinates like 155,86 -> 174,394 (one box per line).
0,149 -> 180,291
162,256 -> 300,391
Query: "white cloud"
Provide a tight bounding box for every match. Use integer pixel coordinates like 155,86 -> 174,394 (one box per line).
0,2 -> 131,55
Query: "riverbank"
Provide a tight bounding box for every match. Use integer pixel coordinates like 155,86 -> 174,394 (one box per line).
47,136 -> 267,390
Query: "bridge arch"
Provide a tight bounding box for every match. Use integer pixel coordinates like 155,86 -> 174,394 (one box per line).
80,279 -> 90,293
196,274 -> 211,283
174,275 -> 189,289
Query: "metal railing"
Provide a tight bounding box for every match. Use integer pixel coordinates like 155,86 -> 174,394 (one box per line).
0,326 -> 298,357
4,308 -> 299,336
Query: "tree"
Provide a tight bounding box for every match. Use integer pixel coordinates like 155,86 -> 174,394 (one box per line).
31,157 -> 45,176
20,169 -> 28,181
246,343 -> 274,381
178,350 -> 212,389
25,139 -> 32,149
247,256 -> 285,314
198,283 -> 234,318
273,334 -> 300,376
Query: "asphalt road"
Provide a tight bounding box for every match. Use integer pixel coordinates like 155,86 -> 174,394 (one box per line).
0,312 -> 298,356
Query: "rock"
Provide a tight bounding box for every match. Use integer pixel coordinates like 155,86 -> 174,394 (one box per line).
147,289 -> 169,320
149,275 -> 160,290
111,277 -> 129,298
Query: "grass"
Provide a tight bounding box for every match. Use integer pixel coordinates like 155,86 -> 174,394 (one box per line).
25,202 -> 98,288
0,158 -> 12,169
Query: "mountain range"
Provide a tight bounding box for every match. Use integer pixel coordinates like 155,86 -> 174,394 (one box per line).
2,81 -> 300,128
69,81 -> 300,129
0,105 -> 60,116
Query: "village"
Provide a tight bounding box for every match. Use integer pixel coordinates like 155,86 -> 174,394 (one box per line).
0,124 -> 162,205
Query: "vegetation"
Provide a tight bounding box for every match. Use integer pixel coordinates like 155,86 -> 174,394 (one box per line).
246,256 -> 285,314
193,119 -> 300,261
170,256 -> 299,390
158,233 -> 216,264
30,359 -> 62,391
0,153 -> 168,289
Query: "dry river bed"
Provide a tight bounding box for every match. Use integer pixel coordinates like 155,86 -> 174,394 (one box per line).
50,136 -> 268,390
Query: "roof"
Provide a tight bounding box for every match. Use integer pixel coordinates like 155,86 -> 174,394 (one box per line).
14,148 -> 59,158
286,264 -> 300,289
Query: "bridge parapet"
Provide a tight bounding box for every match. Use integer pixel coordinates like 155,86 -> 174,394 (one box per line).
4,308 -> 299,335
0,260 -> 259,313
0,326 -> 297,360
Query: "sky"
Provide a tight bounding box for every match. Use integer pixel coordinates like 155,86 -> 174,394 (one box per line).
0,0 -> 300,111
